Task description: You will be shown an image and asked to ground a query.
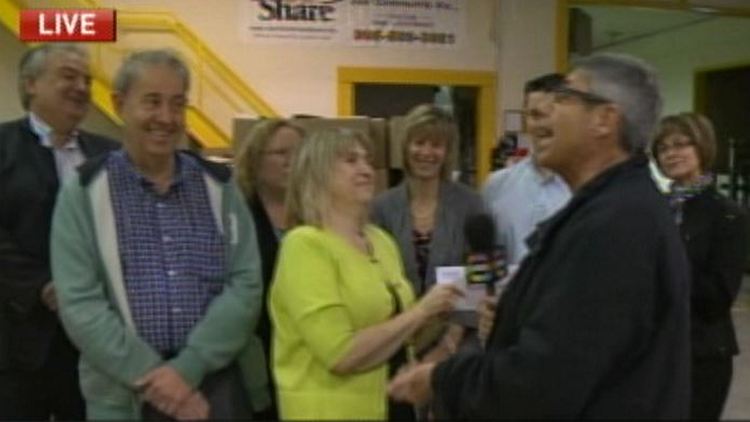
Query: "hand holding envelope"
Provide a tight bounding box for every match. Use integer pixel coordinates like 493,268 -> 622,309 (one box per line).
436,264 -> 518,347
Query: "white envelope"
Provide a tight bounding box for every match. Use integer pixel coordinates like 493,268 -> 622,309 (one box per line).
435,266 -> 485,312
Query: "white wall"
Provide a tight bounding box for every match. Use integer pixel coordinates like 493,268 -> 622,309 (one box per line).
597,15 -> 750,115
496,0 -> 559,121
2,0 -> 563,142
98,0 -> 501,119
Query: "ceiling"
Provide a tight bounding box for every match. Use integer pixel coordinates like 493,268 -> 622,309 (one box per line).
572,2 -> 750,51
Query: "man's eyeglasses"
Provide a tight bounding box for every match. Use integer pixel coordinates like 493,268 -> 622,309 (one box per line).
552,86 -> 612,106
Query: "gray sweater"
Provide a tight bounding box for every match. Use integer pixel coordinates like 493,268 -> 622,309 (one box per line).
371,180 -> 484,296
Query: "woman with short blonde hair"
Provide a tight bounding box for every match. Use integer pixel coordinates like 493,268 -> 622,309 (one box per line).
400,104 -> 458,180
271,128 -> 461,420
285,128 -> 373,227
373,103 -> 483,296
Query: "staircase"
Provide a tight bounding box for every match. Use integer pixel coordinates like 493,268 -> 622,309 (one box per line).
0,0 -> 278,149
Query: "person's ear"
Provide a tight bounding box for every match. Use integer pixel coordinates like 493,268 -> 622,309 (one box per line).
592,104 -> 620,138
24,77 -> 37,101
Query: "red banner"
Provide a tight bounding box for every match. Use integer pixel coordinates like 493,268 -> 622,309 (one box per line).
20,9 -> 116,42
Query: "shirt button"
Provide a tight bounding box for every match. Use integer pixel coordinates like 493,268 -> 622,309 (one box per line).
172,307 -> 182,314
162,235 -> 172,243
156,202 -> 166,209
167,270 -> 177,277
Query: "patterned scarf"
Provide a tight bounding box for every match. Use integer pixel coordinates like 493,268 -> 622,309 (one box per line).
666,173 -> 713,225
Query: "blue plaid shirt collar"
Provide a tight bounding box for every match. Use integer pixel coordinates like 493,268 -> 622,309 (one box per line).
115,149 -> 188,193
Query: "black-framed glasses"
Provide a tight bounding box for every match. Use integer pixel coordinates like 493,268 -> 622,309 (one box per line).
552,86 -> 612,106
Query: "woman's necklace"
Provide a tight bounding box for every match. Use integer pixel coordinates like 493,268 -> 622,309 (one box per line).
411,201 -> 436,234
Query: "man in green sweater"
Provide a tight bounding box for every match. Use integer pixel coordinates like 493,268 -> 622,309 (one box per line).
50,49 -> 268,420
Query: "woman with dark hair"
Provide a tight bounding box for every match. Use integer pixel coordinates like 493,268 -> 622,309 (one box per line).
652,112 -> 748,420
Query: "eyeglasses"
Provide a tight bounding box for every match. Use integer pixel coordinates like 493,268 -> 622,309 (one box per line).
655,138 -> 694,154
552,86 -> 612,106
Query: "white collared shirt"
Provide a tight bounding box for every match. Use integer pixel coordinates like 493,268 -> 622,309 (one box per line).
482,157 -> 572,265
29,112 -> 85,183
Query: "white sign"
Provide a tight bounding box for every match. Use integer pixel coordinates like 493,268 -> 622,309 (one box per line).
240,0 -> 348,44
436,266 -> 485,312
240,0 -> 465,48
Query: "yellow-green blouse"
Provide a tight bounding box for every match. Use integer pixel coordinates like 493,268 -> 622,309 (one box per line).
270,224 -> 416,420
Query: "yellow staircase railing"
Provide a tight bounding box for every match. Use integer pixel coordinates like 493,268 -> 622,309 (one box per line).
1,0 -> 279,149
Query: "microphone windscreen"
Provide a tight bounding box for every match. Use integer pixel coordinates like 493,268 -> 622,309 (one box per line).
464,213 -> 496,253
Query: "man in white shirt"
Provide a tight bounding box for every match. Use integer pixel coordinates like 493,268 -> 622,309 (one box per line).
483,74 -> 571,267
0,43 -> 117,420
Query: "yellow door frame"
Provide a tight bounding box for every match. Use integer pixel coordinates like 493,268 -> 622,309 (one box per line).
337,67 -> 496,185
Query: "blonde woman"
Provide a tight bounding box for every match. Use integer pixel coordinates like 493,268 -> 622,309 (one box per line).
372,104 -> 484,297
270,129 -> 461,420
235,119 -> 304,420
372,105 -> 484,361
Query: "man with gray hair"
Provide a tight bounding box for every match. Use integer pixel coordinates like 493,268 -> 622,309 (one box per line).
0,43 -> 117,420
50,49 -> 268,420
389,53 -> 691,419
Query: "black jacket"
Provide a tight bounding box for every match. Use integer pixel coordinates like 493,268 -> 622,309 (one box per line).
432,156 -> 691,419
680,187 -> 747,359
247,194 -> 280,357
0,117 -> 119,370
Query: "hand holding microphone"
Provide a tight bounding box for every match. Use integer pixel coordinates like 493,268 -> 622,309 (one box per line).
477,294 -> 499,347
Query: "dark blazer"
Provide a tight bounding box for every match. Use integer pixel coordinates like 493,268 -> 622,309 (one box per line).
371,180 -> 484,296
247,194 -> 280,357
0,117 -> 118,370
432,156 -> 691,419
247,194 -> 280,419
680,187 -> 747,359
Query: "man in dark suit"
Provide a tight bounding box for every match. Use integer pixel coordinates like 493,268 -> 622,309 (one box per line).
0,43 -> 118,420
388,54 -> 691,419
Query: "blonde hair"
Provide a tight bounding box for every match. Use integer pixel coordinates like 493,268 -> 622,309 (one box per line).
234,119 -> 304,199
401,104 -> 458,180
652,112 -> 716,172
286,128 -> 373,227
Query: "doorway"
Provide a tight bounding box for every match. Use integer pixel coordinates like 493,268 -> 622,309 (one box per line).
696,64 -> 750,204
337,67 -> 496,187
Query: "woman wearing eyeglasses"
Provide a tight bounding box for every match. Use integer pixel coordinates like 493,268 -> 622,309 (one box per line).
651,112 -> 747,420
235,119 -> 304,419
269,129 -> 461,420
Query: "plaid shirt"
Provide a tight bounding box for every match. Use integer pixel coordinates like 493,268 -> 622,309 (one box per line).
107,150 -> 226,353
